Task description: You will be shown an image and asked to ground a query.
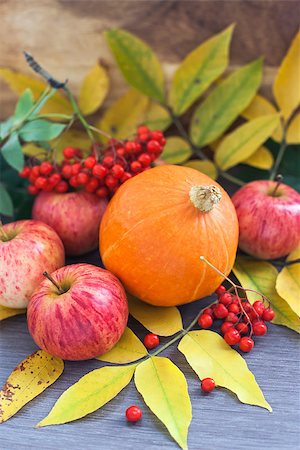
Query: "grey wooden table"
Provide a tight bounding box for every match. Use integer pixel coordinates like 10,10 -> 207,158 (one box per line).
1,250 -> 299,450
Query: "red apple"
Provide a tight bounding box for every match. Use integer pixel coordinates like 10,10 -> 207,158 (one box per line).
232,180 -> 300,259
0,220 -> 65,308
27,263 -> 128,360
32,191 -> 108,255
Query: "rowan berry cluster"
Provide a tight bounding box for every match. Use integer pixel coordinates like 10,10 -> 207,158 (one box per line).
198,285 -> 275,353
19,126 -> 166,199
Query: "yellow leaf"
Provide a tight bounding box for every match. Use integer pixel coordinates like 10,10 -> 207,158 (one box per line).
0,350 -> 64,423
161,137 -> 192,164
0,68 -> 72,115
215,114 -> 280,170
169,24 -> 234,116
242,146 -> 274,170
128,295 -> 183,336
190,59 -> 263,147
143,101 -> 171,131
96,89 -> 149,142
22,143 -> 47,159
233,256 -> 300,333
242,94 -> 283,142
97,327 -> 147,363
273,30 -> 300,120
135,356 -> 192,450
276,245 -> 300,317
184,159 -> 217,179
78,63 -> 109,115
0,305 -> 26,321
286,114 -> 300,144
37,365 -> 135,427
178,330 -> 271,411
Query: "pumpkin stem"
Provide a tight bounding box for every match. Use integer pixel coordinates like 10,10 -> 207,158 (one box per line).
189,185 -> 222,212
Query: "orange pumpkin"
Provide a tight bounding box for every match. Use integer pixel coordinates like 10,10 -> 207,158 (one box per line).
100,165 -> 238,306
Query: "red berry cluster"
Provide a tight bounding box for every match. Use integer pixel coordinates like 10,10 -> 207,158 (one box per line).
19,126 -> 166,199
198,285 -> 275,353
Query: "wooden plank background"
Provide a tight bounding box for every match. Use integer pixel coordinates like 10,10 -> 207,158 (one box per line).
0,0 -> 300,120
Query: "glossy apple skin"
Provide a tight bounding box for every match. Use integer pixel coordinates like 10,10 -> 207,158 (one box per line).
27,263 -> 128,360
232,180 -> 300,259
32,191 -> 108,256
0,220 -> 65,308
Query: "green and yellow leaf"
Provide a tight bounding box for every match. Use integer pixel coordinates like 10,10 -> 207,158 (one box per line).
215,114 -> 280,170
286,114 -> 300,144
0,305 -> 26,321
161,137 -> 192,164
169,24 -> 234,116
184,159 -> 217,180
242,146 -> 274,170
273,30 -> 300,120
105,29 -> 165,102
128,295 -> 183,336
135,356 -> 192,450
179,331 -> 271,411
143,101 -> 171,131
0,350 -> 64,423
190,59 -> 263,147
276,245 -> 300,317
78,63 -> 109,115
37,365 -> 135,427
233,256 -> 300,333
97,327 -> 147,363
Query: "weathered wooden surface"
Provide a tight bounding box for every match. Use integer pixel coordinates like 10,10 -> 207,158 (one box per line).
1,249 -> 300,450
1,0 -> 300,119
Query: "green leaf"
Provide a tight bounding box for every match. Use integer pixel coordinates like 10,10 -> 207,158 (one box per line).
78,63 -> 110,115
190,59 -> 263,147
19,120 -> 66,142
37,365 -> 135,427
0,117 -> 14,140
215,114 -> 280,170
184,159 -> 217,179
169,24 -> 234,116
14,89 -> 34,120
233,256 -> 300,333
0,184 -> 13,216
97,327 -> 147,363
135,356 -> 192,450
161,137 -> 192,164
1,133 -> 24,171
143,101 -> 171,131
105,29 -> 165,102
178,330 -> 272,411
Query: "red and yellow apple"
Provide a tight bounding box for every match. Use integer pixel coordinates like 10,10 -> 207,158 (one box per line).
27,263 -> 128,360
0,220 -> 65,308
232,180 -> 300,259
32,191 -> 108,255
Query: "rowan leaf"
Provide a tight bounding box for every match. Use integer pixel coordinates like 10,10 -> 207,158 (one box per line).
135,356 -> 192,450
190,59 -> 262,147
0,305 -> 26,320
178,330 -> 271,411
169,24 -> 234,116
128,295 -> 183,336
97,327 -> 147,363
14,89 -> 34,120
161,137 -> 192,164
96,89 -> 149,141
276,245 -> 300,317
105,29 -> 165,102
37,365 -> 135,427
1,132 -> 24,171
183,159 -> 217,180
286,114 -> 300,144
0,350 -> 64,423
0,184 -> 13,216
19,120 -> 66,142
233,256 -> 300,333
242,146 -> 274,170
78,63 -> 109,115
143,101 -> 171,131
215,114 -> 280,170
273,30 -> 300,120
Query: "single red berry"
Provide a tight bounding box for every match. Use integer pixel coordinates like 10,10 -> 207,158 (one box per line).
224,328 -> 241,345
111,164 -> 125,179
69,175 -> 78,188
239,337 -> 254,353
44,180 -> 55,192
215,285 -> 226,296
102,156 -> 114,168
63,147 -> 76,159
253,301 -> 265,317
76,172 -> 89,185
201,378 -> 215,393
138,132 -> 150,142
84,156 -> 96,169
126,406 -> 142,422
243,302 -> 253,313
96,186 -> 109,198
137,125 -> 149,135
105,174 -> 119,188
150,130 -> 164,142
262,308 -> 275,322
116,147 -> 125,157
243,311 -> 258,323
28,185 -> 39,195
39,161 -> 53,175
85,178 -> 99,193
147,140 -> 162,154
55,181 -> 68,193
124,141 -> 136,154
198,314 -> 213,329
236,323 -> 249,335
214,303 -> 228,319
120,172 -> 132,183
138,153 -> 152,167
253,321 -> 267,336
31,166 -> 40,177
62,164 -> 72,179
221,321 -> 234,335
19,166 -> 31,178
34,176 -> 47,190
93,164 -> 108,179
143,333 -> 159,350
130,161 -> 142,173
228,303 -> 240,314
71,163 -> 81,176
49,173 -> 61,186
219,293 -> 232,306
134,142 -> 142,153
225,312 -> 239,324
203,307 -> 213,316
230,296 -> 240,304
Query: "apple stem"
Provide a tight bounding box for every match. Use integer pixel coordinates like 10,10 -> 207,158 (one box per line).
271,174 -> 283,196
43,271 -> 64,294
0,220 -> 9,241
